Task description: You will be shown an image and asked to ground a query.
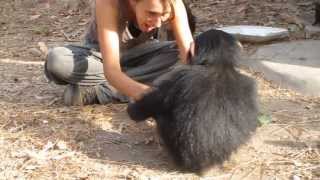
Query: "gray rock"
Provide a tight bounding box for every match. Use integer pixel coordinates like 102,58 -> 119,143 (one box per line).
305,25 -> 320,38
218,25 -> 289,43
244,40 -> 320,96
29,48 -> 42,57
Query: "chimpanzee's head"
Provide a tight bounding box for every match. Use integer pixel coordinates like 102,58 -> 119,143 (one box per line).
189,29 -> 242,67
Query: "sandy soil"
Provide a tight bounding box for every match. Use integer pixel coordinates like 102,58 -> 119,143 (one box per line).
0,0 -> 319,179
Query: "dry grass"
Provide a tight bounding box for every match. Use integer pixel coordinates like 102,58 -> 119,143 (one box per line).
0,0 -> 319,179
0,57 -> 319,179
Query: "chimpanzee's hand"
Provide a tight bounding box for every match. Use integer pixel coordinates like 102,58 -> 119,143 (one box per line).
127,87 -> 164,122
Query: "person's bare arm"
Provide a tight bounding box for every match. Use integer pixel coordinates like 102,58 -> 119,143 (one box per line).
171,0 -> 194,64
95,0 -> 150,100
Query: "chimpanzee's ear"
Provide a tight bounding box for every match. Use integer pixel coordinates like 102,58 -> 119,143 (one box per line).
127,87 -> 165,122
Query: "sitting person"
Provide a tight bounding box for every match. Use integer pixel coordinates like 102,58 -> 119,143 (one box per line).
44,0 -> 195,105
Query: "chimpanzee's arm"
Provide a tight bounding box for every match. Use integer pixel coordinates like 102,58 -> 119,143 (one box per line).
127,66 -> 191,121
127,87 -> 166,121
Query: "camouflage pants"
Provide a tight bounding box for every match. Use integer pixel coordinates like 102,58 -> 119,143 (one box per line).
44,40 -> 179,104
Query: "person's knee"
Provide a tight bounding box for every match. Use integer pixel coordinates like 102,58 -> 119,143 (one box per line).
45,47 -> 73,80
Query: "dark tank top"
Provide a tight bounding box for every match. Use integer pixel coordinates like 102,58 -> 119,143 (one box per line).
84,1 -> 158,51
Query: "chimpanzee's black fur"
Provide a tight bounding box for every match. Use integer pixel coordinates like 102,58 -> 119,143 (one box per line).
127,29 -> 259,174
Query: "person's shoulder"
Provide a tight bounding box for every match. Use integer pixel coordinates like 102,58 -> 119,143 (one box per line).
96,0 -> 119,8
95,0 -> 120,17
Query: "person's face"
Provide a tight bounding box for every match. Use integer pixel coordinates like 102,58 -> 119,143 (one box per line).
130,0 -> 172,32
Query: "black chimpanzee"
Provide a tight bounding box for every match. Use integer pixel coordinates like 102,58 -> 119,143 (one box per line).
127,29 -> 259,174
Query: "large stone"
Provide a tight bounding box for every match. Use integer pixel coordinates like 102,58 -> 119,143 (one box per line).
218,25 -> 289,43
305,25 -> 320,38
243,40 -> 320,96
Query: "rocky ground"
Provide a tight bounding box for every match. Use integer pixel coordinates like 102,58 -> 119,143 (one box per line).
0,0 -> 319,179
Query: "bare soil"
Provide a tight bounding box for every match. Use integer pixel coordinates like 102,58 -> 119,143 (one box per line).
0,0 -> 319,179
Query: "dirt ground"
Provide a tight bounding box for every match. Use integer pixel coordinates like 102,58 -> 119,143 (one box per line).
0,0 -> 319,179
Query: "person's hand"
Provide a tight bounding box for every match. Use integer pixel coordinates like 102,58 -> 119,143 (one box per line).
187,41 -> 195,64
181,41 -> 195,64
134,85 -> 153,101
